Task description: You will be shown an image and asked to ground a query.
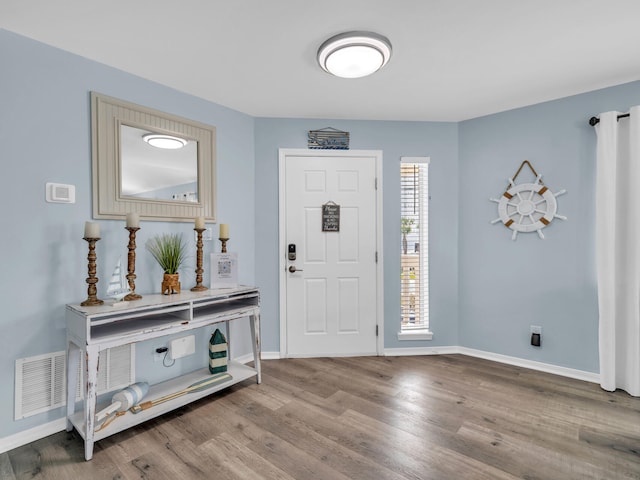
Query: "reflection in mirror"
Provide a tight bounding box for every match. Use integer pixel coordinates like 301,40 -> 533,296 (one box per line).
120,125 -> 198,202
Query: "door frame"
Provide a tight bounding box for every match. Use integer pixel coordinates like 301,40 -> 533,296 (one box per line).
278,148 -> 384,358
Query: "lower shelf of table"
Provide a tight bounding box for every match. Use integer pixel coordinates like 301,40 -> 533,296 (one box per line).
68,360 -> 257,443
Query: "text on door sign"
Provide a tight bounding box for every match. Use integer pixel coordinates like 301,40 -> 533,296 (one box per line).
322,202 -> 340,232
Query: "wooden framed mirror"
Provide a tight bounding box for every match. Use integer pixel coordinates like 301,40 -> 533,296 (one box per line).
91,92 -> 216,222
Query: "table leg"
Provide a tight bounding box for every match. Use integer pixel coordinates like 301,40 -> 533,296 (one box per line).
250,312 -> 261,384
224,320 -> 231,361
83,345 -> 100,461
66,342 -> 81,432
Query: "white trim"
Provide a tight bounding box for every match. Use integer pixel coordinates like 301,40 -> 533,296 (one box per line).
397,329 -> 433,341
278,150 -> 287,359
375,157 -> 384,355
458,347 -> 600,384
259,351 -> 282,360
385,346 -> 459,356
234,351 -> 281,363
401,156 -> 431,164
384,346 -> 600,384
0,418 -> 66,454
278,148 -> 384,358
285,351 -> 378,358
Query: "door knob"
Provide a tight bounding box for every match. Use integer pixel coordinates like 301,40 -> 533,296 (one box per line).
288,265 -> 303,273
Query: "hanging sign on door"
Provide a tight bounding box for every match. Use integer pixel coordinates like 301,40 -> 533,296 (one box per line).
322,201 -> 340,232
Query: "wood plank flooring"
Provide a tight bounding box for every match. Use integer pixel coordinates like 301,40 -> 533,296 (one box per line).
2,355 -> 639,479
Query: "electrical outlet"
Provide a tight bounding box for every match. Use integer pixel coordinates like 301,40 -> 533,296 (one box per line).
530,325 -> 542,347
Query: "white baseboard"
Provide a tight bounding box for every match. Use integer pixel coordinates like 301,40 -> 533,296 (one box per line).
233,352 -> 254,364
1,348 -> 599,455
384,346 -> 460,356
0,418 -> 67,454
457,347 -> 600,384
384,345 -> 600,384
234,351 -> 281,363
262,348 -> 599,383
260,351 -> 282,360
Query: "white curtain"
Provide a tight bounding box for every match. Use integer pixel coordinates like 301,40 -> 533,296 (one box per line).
595,107 -> 640,396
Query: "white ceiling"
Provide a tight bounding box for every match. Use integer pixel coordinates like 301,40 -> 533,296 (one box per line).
2,0 -> 640,121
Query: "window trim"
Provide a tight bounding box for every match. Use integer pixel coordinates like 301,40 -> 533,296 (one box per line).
399,156 -> 432,340
397,329 -> 433,341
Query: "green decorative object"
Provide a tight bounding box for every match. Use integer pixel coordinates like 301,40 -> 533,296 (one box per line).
209,328 -> 228,374
145,233 -> 187,274
146,233 -> 187,295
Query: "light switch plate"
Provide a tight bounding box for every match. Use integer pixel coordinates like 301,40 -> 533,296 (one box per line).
194,228 -> 214,242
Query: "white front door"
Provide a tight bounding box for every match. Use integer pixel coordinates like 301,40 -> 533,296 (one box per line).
279,149 -> 382,357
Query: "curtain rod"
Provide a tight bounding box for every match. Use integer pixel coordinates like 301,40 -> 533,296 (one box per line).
589,113 -> 630,126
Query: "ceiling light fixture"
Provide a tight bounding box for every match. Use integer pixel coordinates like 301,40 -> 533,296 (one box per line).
317,31 -> 392,79
142,133 -> 188,149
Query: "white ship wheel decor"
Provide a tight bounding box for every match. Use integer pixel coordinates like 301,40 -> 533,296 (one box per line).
490,160 -> 567,241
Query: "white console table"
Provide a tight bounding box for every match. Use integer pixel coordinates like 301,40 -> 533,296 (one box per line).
65,286 -> 260,461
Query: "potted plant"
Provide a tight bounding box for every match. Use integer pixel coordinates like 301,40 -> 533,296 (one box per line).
146,233 -> 187,295
401,217 -> 414,254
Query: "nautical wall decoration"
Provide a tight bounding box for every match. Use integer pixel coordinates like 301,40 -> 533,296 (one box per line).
490,160 -> 566,241
308,127 -> 349,149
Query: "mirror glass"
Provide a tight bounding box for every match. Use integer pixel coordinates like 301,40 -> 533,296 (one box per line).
120,125 -> 198,202
91,92 -> 216,223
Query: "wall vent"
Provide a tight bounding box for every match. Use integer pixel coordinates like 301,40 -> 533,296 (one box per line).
15,344 -> 135,420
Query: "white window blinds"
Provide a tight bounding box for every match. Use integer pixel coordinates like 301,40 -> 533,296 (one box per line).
400,158 -> 429,330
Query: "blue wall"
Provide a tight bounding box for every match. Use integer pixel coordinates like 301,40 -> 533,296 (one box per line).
4,25 -> 640,443
459,81 -> 640,372
0,29 -> 255,437
254,119 -> 460,352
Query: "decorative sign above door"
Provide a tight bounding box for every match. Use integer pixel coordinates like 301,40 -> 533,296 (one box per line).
490,160 -> 567,241
308,127 -> 349,150
322,201 -> 340,232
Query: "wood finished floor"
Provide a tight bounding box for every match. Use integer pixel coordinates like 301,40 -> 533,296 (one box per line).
2,355 -> 639,480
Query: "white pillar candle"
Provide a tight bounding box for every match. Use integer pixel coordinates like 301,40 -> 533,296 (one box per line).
126,213 -> 140,228
84,221 -> 100,238
219,223 -> 229,238
195,216 -> 205,229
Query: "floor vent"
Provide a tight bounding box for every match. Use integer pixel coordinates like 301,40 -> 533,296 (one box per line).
15,344 -> 135,420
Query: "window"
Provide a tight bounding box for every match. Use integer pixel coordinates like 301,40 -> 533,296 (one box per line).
400,157 -> 431,339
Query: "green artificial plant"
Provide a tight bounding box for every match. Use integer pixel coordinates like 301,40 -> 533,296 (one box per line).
146,233 -> 187,274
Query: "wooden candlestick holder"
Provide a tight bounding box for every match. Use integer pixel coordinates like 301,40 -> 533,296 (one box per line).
81,237 -> 104,307
124,227 -> 142,300
191,228 -> 208,291
219,237 -> 229,253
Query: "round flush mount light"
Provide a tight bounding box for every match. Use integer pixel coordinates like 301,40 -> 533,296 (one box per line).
142,133 -> 188,149
317,31 -> 392,79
